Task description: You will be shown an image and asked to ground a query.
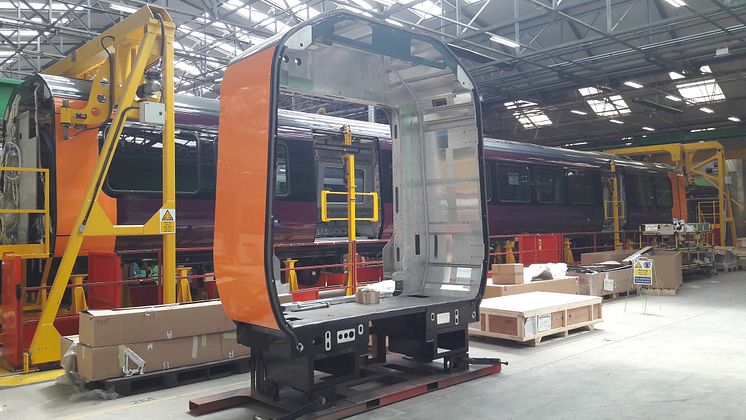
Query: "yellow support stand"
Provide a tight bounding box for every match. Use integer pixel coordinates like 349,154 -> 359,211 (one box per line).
563,238 -> 574,264
343,126 -> 357,297
176,267 -> 192,303
503,240 -> 516,264
28,6 -> 178,365
70,274 -> 88,315
285,259 -> 299,292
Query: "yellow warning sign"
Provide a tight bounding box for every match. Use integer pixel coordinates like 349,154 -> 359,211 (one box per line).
160,209 -> 175,234
633,258 -> 653,285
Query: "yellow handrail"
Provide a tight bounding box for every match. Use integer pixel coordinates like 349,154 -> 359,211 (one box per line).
320,190 -> 380,223
0,167 -> 51,258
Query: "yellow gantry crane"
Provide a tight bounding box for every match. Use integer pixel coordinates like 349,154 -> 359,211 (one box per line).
606,141 -> 736,246
27,6 -> 178,365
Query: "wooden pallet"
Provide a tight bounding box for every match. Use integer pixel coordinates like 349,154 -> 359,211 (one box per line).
602,290 -> 638,300
85,357 -> 250,396
470,292 -> 602,346
640,288 -> 677,296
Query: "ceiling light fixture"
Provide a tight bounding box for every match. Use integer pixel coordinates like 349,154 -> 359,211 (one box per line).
700,107 -> 714,113
665,95 -> 682,102
642,126 -> 655,131
624,81 -> 643,89
609,119 -> 624,124
570,110 -> 587,115
728,116 -> 740,122
110,4 -> 138,13
489,33 -> 520,49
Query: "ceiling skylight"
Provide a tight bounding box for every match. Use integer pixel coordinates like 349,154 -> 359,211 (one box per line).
676,79 -> 725,104
669,71 -> 685,80
578,87 -> 631,118
410,1 -> 442,19
505,100 -> 553,129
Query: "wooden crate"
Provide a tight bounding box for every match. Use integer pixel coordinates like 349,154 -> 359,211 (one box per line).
470,292 -> 603,346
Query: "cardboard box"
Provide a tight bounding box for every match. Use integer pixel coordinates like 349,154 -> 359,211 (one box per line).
77,334 -> 223,381
79,300 -> 236,347
491,264 -> 524,285
580,250 -> 631,265
569,266 -> 633,296
221,331 -> 250,359
484,276 -> 578,298
579,250 -> 682,291
60,335 -> 78,358
60,335 -> 79,374
646,250 -> 682,290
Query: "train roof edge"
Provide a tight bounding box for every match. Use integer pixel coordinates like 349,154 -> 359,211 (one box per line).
11,73 -> 672,173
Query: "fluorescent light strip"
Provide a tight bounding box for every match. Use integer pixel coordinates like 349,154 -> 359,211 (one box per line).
570,110 -> 587,115
665,95 -> 682,102
609,119 -> 624,124
110,4 -> 137,13
624,81 -> 643,89
728,116 -> 740,122
642,126 -> 655,131
700,107 -> 714,114
489,33 -> 520,49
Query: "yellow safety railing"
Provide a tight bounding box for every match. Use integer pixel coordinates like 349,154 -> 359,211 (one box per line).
0,167 -> 51,259
320,190 -> 380,222
697,200 -> 720,225
603,199 -> 626,221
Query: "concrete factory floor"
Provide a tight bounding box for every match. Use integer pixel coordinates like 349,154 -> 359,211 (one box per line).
2,272 -> 745,419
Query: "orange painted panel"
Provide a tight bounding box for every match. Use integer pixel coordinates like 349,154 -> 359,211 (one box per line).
53,98 -> 117,256
669,172 -> 687,221
214,47 -> 281,330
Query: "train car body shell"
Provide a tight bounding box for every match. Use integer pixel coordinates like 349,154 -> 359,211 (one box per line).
3,74 -> 678,260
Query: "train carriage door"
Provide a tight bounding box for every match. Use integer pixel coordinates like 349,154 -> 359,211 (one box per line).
313,131 -> 381,240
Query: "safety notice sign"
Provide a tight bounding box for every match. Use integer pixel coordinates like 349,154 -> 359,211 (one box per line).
633,258 -> 653,285
160,209 -> 175,234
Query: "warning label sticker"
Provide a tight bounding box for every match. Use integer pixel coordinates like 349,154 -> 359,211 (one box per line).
160,209 -> 175,234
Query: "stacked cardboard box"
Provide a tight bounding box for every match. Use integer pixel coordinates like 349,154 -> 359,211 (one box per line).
491,264 -> 524,284
67,300 -> 249,382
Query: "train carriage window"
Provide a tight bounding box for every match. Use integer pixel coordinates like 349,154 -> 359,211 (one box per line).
275,144 -> 289,196
653,175 -> 673,207
496,165 -> 529,202
626,173 -> 654,207
534,168 -> 565,204
323,167 -> 365,203
566,170 -> 596,204
106,128 -> 203,194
